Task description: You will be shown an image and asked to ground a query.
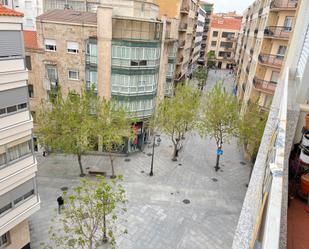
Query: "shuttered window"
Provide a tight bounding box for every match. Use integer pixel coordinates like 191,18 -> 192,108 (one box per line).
45,39 -> 56,52
67,41 -> 79,53
0,31 -> 23,59
297,25 -> 309,78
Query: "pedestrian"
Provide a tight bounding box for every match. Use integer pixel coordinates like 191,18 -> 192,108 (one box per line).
42,151 -> 46,157
57,196 -> 64,214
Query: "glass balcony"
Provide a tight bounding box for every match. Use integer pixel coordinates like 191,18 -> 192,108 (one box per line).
253,76 -> 277,94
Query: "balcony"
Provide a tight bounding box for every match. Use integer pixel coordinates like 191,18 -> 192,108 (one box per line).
86,54 -> 97,65
258,54 -> 284,68
180,5 -> 189,14
264,26 -> 292,39
250,48 -> 254,55
178,40 -> 185,49
178,23 -> 188,32
270,0 -> 298,10
246,66 -> 250,74
176,56 -> 184,65
226,36 -> 237,42
253,77 -> 277,94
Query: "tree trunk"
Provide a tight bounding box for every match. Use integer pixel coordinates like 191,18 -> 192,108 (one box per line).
77,154 -> 85,177
215,153 -> 220,172
102,208 -> 108,243
108,151 -> 116,178
172,143 -> 178,161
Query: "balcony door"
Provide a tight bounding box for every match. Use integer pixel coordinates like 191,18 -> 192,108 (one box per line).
270,71 -> 279,84
276,45 -> 286,59
284,16 -> 293,31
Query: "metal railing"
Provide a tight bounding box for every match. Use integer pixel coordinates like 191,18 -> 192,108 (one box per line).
264,26 -> 292,39
253,77 -> 277,94
258,54 -> 284,67
270,0 -> 298,9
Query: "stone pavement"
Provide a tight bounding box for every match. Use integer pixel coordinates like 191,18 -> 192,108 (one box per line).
29,70 -> 250,249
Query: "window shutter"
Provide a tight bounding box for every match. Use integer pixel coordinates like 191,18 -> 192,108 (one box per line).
67,41 -> 79,50
0,86 -> 28,109
297,25 -> 309,78
0,31 -> 23,58
44,39 -> 56,46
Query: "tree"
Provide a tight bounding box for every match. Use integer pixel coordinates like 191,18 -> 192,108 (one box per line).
238,101 -> 268,161
207,51 -> 216,68
96,100 -> 133,178
194,67 -> 208,90
198,82 -> 239,171
46,175 -> 127,249
153,84 -> 200,161
37,88 -> 98,176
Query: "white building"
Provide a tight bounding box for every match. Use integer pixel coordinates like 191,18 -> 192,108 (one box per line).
0,0 -> 43,30
0,5 -> 40,248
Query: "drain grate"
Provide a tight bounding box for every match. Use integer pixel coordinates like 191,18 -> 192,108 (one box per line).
124,158 -> 131,162
211,178 -> 218,182
178,163 -> 182,166
183,199 -> 190,204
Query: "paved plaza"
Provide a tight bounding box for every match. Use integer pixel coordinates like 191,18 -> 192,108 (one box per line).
29,70 -> 250,249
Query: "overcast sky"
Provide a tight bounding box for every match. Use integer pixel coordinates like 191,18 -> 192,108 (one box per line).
202,0 -> 254,14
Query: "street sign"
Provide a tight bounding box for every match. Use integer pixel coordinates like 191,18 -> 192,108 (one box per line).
217,149 -> 223,155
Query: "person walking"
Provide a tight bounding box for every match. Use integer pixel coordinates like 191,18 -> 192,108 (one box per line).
57,196 -> 64,214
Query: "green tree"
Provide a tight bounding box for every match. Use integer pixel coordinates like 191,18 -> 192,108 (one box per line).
194,67 -> 208,90
96,100 -> 133,178
238,101 -> 268,161
153,84 -> 200,161
37,88 -> 98,176
207,51 -> 216,68
46,175 -> 127,249
198,82 -> 239,171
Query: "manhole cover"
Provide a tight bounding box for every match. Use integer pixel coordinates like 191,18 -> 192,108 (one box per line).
183,199 -> 190,204
124,158 -> 130,162
211,178 -> 218,182
240,161 -> 247,165
61,186 -> 68,191
141,170 -> 144,173
147,153 -> 152,157
178,163 -> 182,166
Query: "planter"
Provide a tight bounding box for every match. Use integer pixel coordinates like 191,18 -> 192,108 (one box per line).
302,131 -> 309,147
300,148 -> 309,166
306,114 -> 309,131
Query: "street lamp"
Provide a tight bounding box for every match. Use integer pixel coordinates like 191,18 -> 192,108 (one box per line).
149,134 -> 161,176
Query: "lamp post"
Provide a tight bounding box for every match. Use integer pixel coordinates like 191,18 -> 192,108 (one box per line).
149,134 -> 161,176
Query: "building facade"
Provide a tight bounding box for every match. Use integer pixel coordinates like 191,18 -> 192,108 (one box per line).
206,16 -> 241,69
198,2 -> 213,66
0,0 -> 43,30
235,0 -> 298,112
0,5 -> 40,249
154,0 -> 200,81
26,1 -> 179,152
232,0 -> 309,248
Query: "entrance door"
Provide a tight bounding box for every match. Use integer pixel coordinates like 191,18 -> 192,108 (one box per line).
218,61 -> 222,68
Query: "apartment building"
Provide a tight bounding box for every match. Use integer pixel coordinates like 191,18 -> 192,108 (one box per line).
0,0 -> 43,30
188,6 -> 206,74
0,5 -> 40,249
26,1 -> 179,152
154,0 -> 200,81
207,16 -> 241,69
198,2 -> 213,66
235,0 -> 298,112
232,0 -> 309,248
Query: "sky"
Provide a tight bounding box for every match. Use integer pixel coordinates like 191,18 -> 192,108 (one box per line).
202,0 -> 254,14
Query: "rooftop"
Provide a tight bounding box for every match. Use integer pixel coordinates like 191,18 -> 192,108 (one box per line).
37,9 -> 97,25
0,4 -> 23,17
23,31 -> 39,49
211,17 -> 242,30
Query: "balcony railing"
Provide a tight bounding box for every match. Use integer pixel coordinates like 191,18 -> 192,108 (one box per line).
270,0 -> 298,9
86,54 -> 97,65
264,26 -> 292,39
178,40 -> 185,48
253,77 -> 277,94
258,54 -> 284,67
226,36 -> 237,41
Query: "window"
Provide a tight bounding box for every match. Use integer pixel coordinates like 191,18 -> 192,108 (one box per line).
26,19 -> 33,27
284,16 -> 293,30
130,60 -> 147,66
0,108 -> 6,116
14,0 -> 19,8
7,105 -> 17,113
222,32 -> 235,38
213,31 -> 218,37
44,39 -> 56,52
18,103 -> 27,110
25,56 -> 32,70
7,140 -> 31,162
0,153 -> 5,167
0,31 -> 23,58
28,84 -> 34,98
270,71 -> 279,83
67,41 -> 79,54
211,41 -> 217,46
0,203 -> 12,215
220,42 -> 233,48
2,0 -> 9,5
276,45 -> 286,58
14,189 -> 34,206
46,66 -> 57,81
68,70 -> 79,80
